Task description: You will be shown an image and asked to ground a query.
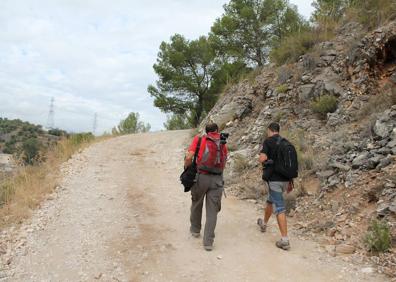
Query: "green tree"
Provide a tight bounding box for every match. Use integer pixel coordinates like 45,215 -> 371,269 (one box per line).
148,34 -> 220,126
311,0 -> 346,23
210,0 -> 305,66
21,138 -> 40,165
112,112 -> 151,135
163,114 -> 192,130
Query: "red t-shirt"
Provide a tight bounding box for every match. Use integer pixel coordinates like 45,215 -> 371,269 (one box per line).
188,133 -> 228,167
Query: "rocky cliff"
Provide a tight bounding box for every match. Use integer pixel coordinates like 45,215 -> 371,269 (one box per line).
202,21 -> 396,276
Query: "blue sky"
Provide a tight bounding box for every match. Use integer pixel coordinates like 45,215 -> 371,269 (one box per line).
0,0 -> 314,133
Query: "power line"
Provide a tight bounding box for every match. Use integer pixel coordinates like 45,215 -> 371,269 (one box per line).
46,97 -> 55,129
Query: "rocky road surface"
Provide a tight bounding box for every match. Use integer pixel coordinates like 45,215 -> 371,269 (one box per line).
0,131 -> 387,281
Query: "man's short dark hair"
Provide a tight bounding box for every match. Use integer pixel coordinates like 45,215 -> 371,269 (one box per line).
268,122 -> 280,133
205,123 -> 219,133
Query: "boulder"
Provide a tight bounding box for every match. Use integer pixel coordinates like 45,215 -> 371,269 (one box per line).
377,157 -> 392,170
324,81 -> 344,96
329,161 -> 351,171
298,84 -> 315,101
352,152 -> 369,169
368,155 -> 382,169
373,120 -> 390,138
387,139 -> 396,148
211,97 -> 252,127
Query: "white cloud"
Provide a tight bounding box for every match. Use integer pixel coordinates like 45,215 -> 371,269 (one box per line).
0,0 -> 314,133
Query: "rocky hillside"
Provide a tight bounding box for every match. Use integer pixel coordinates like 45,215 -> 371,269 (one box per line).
202,21 -> 396,277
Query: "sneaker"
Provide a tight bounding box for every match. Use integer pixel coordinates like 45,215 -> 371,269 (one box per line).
257,218 -> 267,233
191,232 -> 200,238
275,239 -> 290,250
204,245 -> 213,251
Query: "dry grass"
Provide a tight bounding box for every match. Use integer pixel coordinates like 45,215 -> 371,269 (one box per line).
0,135 -> 97,228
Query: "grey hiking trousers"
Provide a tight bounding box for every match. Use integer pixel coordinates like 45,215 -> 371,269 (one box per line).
190,173 -> 224,246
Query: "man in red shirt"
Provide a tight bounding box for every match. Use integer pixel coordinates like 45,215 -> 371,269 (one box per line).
184,123 -> 228,251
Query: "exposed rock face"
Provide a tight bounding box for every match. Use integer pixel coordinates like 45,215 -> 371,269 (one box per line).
200,20 -> 396,278
0,154 -> 15,173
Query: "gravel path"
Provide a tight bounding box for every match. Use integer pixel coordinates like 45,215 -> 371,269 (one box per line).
0,131 -> 387,281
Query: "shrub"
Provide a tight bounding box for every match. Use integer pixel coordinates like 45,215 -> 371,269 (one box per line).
347,0 -> 396,30
275,84 -> 288,94
311,95 -> 338,119
233,154 -> 249,173
21,138 -> 41,165
69,133 -> 94,146
364,219 -> 392,253
270,30 -> 328,65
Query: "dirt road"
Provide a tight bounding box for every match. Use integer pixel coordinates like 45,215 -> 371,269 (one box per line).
1,131 -> 386,281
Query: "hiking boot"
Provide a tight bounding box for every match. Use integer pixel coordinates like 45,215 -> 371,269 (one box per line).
191,232 -> 200,238
276,239 -> 290,250
204,245 -> 213,251
257,218 -> 267,233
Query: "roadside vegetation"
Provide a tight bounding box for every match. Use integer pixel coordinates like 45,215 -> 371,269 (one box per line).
0,118 -> 96,227
148,0 -> 396,130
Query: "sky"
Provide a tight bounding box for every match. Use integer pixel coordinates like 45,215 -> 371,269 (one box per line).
0,0 -> 314,134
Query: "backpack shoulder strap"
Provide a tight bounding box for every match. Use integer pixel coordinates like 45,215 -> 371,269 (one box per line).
193,136 -> 202,164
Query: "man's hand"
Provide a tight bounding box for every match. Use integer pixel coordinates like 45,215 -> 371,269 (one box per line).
184,151 -> 194,169
259,153 -> 268,164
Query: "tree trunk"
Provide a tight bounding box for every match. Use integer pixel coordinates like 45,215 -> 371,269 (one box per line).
193,95 -> 204,127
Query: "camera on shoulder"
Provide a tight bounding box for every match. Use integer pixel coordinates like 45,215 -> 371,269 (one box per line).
220,132 -> 229,144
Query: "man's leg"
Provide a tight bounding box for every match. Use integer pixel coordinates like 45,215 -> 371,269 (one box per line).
203,175 -> 223,249
264,202 -> 273,224
190,175 -> 207,235
276,212 -> 288,237
269,182 -> 290,250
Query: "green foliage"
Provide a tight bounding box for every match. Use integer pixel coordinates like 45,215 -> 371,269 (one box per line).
21,138 -> 41,165
312,0 -> 347,22
210,0 -> 306,66
348,0 -> 396,30
69,133 -> 95,146
270,29 -> 325,65
311,95 -> 338,119
164,114 -> 192,130
275,84 -> 288,93
112,112 -> 151,135
364,219 -> 392,253
148,35 -> 221,126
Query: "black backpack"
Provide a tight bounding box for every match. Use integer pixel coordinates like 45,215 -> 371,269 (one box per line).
180,137 -> 202,192
274,137 -> 298,180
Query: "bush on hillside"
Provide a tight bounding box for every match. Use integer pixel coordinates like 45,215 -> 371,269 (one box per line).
275,84 -> 288,94
270,30 -> 327,65
348,0 -> 396,30
311,95 -> 338,119
364,219 -> 392,253
22,138 -> 41,165
69,133 -> 94,146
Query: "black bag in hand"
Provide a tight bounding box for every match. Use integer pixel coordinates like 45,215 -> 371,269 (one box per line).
180,137 -> 202,192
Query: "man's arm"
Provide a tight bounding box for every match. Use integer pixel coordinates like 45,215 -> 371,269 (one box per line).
259,140 -> 268,164
184,135 -> 199,168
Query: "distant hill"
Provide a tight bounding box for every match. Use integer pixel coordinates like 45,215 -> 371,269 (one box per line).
0,118 -> 66,164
